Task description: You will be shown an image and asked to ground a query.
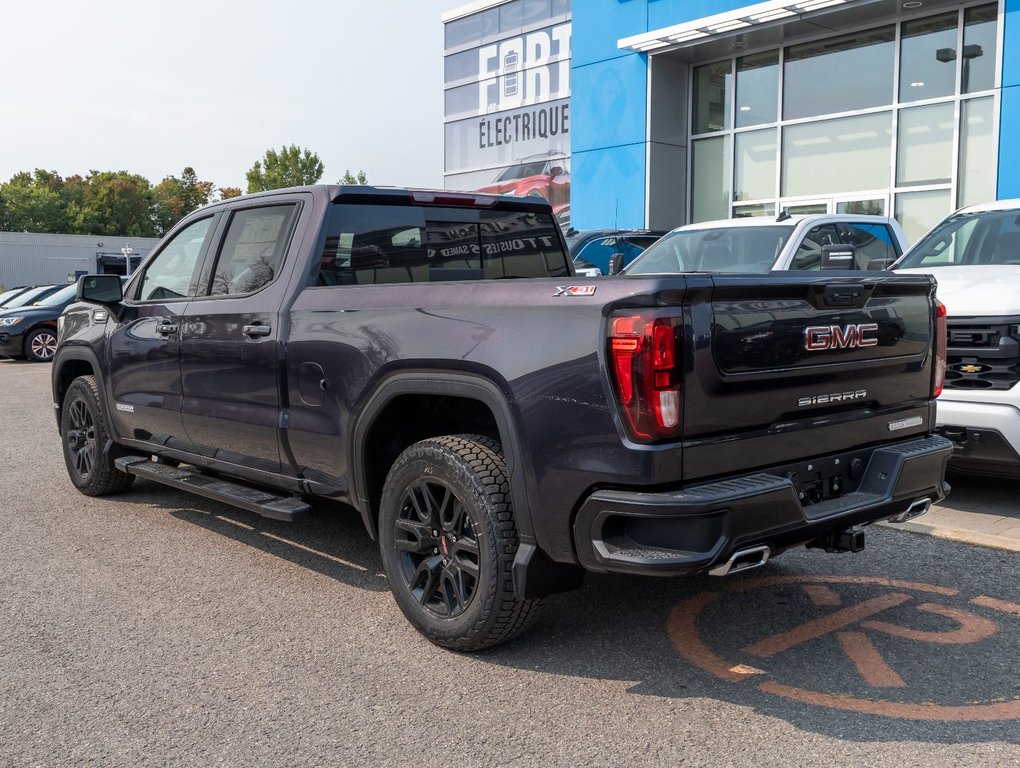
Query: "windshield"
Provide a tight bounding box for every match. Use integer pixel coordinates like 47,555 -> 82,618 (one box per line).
897,209 -> 1020,268
35,284 -> 78,306
625,226 -> 795,274
2,286 -> 56,308
0,287 -> 27,305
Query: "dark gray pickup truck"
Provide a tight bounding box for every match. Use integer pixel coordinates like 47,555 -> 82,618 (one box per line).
52,185 -> 952,650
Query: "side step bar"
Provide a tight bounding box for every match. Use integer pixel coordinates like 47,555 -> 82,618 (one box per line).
115,457 -> 310,522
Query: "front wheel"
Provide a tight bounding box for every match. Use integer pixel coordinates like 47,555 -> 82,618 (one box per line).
61,375 -> 134,496
378,434 -> 540,651
25,327 -> 58,362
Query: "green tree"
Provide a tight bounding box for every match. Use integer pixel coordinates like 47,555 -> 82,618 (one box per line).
340,169 -> 368,185
245,144 -> 324,193
67,171 -> 156,237
0,170 -> 69,232
218,186 -> 243,200
152,166 -> 215,234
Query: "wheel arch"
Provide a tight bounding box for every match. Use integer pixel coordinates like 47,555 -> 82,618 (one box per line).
350,372 -> 532,544
52,347 -> 104,434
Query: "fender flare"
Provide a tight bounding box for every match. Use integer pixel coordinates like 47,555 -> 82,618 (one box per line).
51,346 -> 122,457
350,371 -> 534,543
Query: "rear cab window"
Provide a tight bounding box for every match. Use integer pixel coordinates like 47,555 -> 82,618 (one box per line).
316,203 -> 569,286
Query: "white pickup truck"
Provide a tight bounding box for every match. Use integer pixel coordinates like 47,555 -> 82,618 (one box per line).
894,199 -> 1020,478
623,214 -> 910,275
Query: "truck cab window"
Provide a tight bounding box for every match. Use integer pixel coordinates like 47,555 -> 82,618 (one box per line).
209,205 -> 298,296
137,217 -> 213,301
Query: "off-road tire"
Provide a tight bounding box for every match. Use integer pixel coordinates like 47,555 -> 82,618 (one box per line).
379,434 -> 541,651
61,375 -> 135,496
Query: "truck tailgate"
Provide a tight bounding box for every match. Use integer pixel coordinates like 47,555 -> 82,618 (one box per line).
682,273 -> 937,481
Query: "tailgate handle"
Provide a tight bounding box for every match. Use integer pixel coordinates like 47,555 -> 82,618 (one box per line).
823,284 -> 864,308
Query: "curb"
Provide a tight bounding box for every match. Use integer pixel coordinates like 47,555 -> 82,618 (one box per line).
877,519 -> 1020,553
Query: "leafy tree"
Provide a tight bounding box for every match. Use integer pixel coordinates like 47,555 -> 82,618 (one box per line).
0,170 -> 68,232
340,169 -> 368,185
245,144 -> 324,193
218,186 -> 243,200
67,171 -> 156,237
152,166 -> 214,234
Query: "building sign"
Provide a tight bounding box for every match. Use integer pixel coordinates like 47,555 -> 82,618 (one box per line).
444,8 -> 571,227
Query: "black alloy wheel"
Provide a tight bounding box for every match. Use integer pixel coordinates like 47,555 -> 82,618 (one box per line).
379,434 -> 540,651
60,375 -> 134,496
393,476 -> 481,618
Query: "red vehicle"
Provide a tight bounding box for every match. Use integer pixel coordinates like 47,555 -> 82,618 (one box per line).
476,153 -> 570,226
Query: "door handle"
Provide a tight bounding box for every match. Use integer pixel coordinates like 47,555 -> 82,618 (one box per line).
156,323 -> 178,335
243,323 -> 272,338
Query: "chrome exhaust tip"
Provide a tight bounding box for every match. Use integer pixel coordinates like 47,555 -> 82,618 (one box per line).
709,545 -> 771,577
887,497 -> 932,524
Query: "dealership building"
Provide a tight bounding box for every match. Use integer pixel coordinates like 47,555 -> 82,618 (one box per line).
443,0 -> 1013,241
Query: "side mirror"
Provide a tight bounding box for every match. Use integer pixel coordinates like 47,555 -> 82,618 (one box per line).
820,243 -> 856,270
549,166 -> 565,177
77,274 -> 123,304
608,252 -> 625,275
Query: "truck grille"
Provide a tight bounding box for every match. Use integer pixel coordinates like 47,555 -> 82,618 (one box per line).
945,319 -> 1020,390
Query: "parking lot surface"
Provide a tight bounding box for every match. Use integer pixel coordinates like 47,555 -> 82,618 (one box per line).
1,361 -> 1018,766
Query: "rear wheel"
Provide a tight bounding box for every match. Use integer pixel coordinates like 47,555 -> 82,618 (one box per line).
25,327 -> 58,362
61,375 -> 134,496
378,434 -> 540,651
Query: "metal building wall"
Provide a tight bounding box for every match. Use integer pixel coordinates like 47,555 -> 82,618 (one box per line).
0,233 -> 159,290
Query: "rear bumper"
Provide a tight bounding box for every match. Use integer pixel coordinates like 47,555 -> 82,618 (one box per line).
572,435 -> 953,576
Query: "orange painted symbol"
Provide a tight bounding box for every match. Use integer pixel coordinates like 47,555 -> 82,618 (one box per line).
668,576 -> 1020,721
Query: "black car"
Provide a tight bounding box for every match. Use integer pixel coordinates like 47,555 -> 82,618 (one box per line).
0,283 -> 80,362
565,229 -> 666,276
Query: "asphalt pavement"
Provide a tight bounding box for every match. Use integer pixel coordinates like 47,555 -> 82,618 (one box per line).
1,360 -> 1018,766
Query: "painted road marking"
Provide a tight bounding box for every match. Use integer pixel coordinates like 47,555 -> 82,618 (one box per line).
667,575 -> 1020,721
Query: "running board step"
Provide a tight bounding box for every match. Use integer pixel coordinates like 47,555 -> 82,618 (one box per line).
115,457 -> 310,522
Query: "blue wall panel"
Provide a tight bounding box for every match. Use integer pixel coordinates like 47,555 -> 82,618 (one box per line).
572,145 -> 647,229
998,0 -> 1020,198
573,0 -> 649,67
571,54 -> 648,153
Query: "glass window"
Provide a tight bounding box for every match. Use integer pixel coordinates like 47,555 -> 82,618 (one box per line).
138,217 -> 213,301
627,226 -> 794,274
691,136 -> 731,222
552,0 -> 569,17
784,28 -> 895,119
899,13 -> 958,103
692,61 -> 732,133
959,97 -> 996,207
835,222 -> 901,268
208,206 -> 297,296
319,204 -> 427,286
895,188 -> 952,242
426,221 -> 483,280
836,199 -> 885,215
444,49 -> 479,87
900,209 -> 1020,267
782,112 -> 892,197
499,1 -> 524,32
897,102 -> 954,186
963,5 -> 997,93
736,51 -> 779,128
481,210 -> 569,278
793,224 -> 840,269
733,203 -> 775,218
523,0 -> 552,26
445,9 -> 499,49
734,129 -> 777,202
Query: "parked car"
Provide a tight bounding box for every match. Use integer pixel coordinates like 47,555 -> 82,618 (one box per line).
894,199 -> 1020,477
0,283 -> 81,362
624,214 -> 909,275
565,229 -> 666,276
0,286 -> 32,307
0,284 -> 62,310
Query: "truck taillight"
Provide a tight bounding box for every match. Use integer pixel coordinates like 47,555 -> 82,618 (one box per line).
608,312 -> 682,443
933,299 -> 947,397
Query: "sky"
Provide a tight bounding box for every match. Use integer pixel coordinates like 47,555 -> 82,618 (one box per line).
1,0 -> 470,192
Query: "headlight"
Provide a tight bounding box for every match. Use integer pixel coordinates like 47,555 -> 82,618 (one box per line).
0,317 -> 23,327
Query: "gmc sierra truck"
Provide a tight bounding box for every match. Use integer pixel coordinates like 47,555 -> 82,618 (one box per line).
52,185 -> 952,651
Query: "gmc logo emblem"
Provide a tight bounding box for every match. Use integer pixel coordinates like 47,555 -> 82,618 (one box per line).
804,323 -> 879,351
